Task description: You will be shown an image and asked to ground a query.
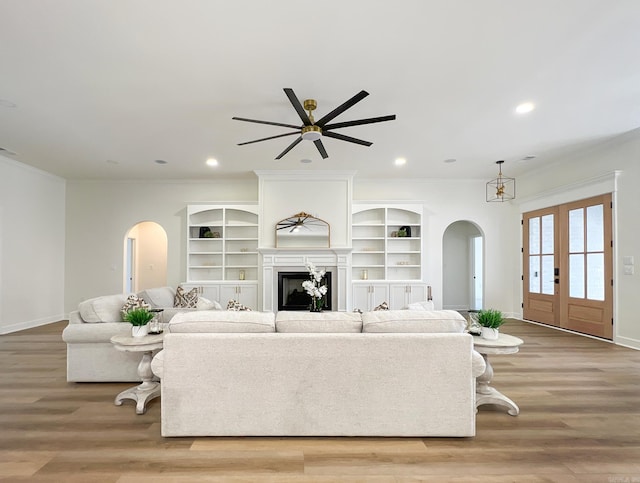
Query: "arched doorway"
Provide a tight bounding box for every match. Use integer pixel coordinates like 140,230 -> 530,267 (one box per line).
123,221 -> 168,293
442,220 -> 484,311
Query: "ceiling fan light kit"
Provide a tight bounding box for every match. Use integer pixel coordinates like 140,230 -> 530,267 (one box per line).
486,160 -> 516,202
233,88 -> 396,159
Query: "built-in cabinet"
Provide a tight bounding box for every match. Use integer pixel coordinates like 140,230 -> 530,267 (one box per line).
352,204 -> 427,310
183,204 -> 259,309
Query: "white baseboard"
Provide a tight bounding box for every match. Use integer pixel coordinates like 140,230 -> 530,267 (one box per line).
0,314 -> 66,335
613,336 -> 640,351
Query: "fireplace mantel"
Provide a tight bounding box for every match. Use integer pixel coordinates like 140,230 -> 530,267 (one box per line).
259,247 -> 352,312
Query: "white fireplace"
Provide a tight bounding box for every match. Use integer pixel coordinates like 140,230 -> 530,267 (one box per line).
259,248 -> 351,312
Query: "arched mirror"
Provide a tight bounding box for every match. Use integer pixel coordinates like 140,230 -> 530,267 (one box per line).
276,212 -> 330,248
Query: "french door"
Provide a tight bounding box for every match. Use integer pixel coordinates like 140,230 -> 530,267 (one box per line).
523,194 -> 613,339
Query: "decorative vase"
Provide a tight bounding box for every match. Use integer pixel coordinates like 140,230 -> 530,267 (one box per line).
131,324 -> 149,338
309,297 -> 323,313
481,327 -> 499,340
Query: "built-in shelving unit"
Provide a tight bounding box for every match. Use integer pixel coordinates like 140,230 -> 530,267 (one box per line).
352,204 -> 427,310
184,204 -> 259,309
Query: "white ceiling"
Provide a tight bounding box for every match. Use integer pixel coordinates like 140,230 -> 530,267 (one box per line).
1,0 -> 639,181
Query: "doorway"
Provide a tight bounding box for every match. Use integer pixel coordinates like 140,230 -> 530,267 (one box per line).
123,221 -> 168,293
523,194 -> 613,339
442,221 -> 484,311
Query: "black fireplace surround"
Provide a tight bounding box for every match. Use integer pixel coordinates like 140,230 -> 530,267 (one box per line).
277,271 -> 332,311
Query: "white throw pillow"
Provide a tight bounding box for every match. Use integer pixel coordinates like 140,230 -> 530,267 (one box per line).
407,300 -> 435,311
196,297 -> 222,310
362,310 -> 466,333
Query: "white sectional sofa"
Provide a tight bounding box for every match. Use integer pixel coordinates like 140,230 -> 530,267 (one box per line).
62,286 -> 219,382
152,309 -> 485,437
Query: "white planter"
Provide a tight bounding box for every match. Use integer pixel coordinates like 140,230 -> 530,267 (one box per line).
481,327 -> 499,340
131,324 -> 149,338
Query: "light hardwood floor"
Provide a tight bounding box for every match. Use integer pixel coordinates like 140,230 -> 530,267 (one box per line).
1,319 -> 640,482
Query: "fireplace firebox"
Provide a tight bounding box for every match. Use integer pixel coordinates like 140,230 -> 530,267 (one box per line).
277,271 -> 332,311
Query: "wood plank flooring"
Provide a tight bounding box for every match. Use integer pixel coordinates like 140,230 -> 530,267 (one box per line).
1,319 -> 640,482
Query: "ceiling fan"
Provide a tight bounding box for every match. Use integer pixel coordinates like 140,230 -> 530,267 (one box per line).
232,88 -> 396,160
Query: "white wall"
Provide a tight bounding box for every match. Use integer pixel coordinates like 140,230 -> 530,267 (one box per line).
65,178 -> 257,313
517,128 -> 640,349
0,157 -> 66,333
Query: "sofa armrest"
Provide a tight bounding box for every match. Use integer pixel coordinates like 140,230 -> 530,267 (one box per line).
471,349 -> 486,378
67,310 -> 84,324
151,349 -> 164,379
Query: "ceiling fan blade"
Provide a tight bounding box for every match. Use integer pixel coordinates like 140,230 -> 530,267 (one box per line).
323,114 -> 396,131
237,131 -> 299,146
275,136 -> 302,159
232,117 -> 301,129
315,90 -> 369,126
284,88 -> 312,126
314,139 -> 328,159
322,131 -> 372,146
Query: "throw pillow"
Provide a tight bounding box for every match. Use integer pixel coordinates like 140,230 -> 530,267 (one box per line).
196,297 -> 222,311
226,299 -> 252,311
121,295 -> 150,317
374,301 -> 389,311
174,286 -> 199,308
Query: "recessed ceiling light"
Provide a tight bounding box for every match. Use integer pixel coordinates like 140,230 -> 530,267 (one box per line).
0,99 -> 17,108
522,155 -> 537,161
154,159 -> 168,165
106,159 -> 119,165
206,158 -> 219,167
300,158 -> 312,164
443,158 -> 457,164
394,158 -> 407,166
515,102 -> 535,114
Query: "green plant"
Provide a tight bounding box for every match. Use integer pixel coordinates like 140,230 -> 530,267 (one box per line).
123,308 -> 154,326
477,309 -> 506,329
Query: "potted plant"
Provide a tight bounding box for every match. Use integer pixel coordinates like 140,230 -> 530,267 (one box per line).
477,309 -> 506,340
123,308 -> 154,337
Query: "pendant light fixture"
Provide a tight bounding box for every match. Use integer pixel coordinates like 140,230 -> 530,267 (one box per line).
486,160 -> 515,202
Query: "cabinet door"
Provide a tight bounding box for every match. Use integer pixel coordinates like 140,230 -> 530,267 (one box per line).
220,283 -> 258,310
354,284 -> 389,311
353,284 -> 372,312
389,283 -> 428,309
370,284 -> 390,310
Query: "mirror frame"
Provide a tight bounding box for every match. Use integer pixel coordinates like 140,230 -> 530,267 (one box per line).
275,212 -> 330,248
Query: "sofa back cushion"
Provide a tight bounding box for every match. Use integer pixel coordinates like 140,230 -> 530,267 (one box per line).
169,310 -> 275,333
78,294 -> 128,323
137,286 -> 176,308
276,311 -> 363,333
362,310 -> 466,333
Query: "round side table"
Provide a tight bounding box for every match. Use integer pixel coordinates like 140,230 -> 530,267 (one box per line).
110,333 -> 164,414
473,332 -> 523,416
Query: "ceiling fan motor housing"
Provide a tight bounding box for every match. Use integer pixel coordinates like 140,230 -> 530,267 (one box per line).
301,125 -> 322,141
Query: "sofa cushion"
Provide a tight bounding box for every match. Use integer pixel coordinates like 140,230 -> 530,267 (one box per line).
362,310 -> 466,333
276,311 -> 363,333
78,294 -> 128,323
138,286 -> 176,308
169,310 -> 275,333
174,286 -> 199,308
407,300 -> 435,311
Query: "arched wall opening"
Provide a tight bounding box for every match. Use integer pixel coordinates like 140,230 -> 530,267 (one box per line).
123,221 -> 168,293
442,220 -> 484,311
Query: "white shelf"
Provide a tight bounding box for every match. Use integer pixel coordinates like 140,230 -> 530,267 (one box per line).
187,205 -> 259,283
